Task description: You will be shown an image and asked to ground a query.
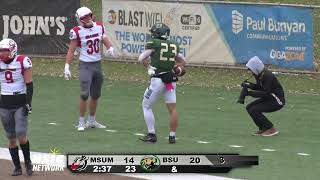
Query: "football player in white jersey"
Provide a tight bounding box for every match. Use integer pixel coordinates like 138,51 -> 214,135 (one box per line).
64,7 -> 115,131
0,38 -> 33,176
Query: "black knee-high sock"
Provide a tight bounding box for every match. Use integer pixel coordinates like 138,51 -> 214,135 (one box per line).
9,146 -> 21,169
20,141 -> 31,164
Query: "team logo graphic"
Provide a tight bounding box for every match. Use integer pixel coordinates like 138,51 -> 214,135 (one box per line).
108,10 -> 117,24
70,155 -> 88,172
140,155 -> 161,172
8,39 -> 16,50
232,10 -> 243,34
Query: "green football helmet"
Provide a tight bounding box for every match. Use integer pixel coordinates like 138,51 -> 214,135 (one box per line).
150,23 -> 170,40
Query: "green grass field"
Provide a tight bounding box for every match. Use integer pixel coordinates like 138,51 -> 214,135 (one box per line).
0,60 -> 319,179
0,0 -> 319,179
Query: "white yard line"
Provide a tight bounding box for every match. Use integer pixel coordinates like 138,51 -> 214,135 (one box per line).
105,129 -> 118,132
197,141 -> 211,144
134,133 -> 145,136
261,149 -> 276,152
297,153 -> 310,156
228,145 -> 243,148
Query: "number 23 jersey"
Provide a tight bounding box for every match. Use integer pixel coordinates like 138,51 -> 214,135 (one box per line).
0,55 -> 32,95
70,22 -> 106,62
146,38 -> 180,73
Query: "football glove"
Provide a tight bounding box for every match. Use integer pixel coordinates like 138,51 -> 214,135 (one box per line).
23,104 -> 32,116
64,63 -> 71,80
106,47 -> 115,57
147,65 -> 157,76
241,80 -> 255,89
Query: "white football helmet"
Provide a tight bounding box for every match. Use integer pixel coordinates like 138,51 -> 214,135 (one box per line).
75,7 -> 93,27
0,38 -> 17,61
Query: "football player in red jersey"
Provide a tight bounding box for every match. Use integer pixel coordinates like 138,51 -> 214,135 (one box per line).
64,7 -> 115,131
0,38 -> 33,176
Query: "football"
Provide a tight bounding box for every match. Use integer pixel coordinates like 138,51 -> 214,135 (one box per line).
173,65 -> 186,76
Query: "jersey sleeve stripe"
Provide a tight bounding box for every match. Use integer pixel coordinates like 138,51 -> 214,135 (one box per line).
16,55 -> 26,75
96,22 -> 105,34
72,26 -> 82,48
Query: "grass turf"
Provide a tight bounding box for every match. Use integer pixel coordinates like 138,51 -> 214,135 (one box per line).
0,60 -> 319,179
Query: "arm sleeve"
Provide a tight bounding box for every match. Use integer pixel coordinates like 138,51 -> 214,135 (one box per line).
138,49 -> 153,62
69,29 -> 78,40
145,40 -> 155,50
247,74 -> 273,98
26,82 -> 33,105
23,57 -> 32,69
249,83 -> 263,90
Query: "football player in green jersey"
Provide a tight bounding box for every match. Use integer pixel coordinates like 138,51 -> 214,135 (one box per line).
138,23 -> 186,144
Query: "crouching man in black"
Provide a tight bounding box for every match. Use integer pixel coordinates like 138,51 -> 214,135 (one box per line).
238,56 -> 285,136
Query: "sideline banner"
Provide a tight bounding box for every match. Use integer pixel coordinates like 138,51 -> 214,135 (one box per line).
102,0 -> 313,70
0,0 -> 80,55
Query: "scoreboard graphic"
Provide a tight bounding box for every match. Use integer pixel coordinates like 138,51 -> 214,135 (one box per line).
67,154 -> 258,173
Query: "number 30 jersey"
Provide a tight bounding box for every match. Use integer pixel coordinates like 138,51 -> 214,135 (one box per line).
146,38 -> 180,73
0,55 -> 32,95
69,22 -> 106,62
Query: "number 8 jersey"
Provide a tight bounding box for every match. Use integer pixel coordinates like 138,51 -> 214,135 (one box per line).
70,22 -> 106,62
0,55 -> 32,95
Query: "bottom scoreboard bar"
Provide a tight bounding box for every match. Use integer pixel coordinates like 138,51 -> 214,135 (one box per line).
67,154 -> 258,173
69,165 -> 232,173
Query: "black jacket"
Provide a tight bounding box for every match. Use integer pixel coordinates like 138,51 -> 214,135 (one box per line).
248,69 -> 285,105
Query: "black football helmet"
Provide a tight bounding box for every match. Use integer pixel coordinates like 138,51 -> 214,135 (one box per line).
150,23 -> 170,40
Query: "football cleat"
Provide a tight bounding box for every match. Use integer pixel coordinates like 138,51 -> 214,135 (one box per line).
77,122 -> 85,131
11,168 -> 22,176
169,136 -> 176,144
86,121 -> 106,129
139,133 -> 157,143
25,160 -> 33,176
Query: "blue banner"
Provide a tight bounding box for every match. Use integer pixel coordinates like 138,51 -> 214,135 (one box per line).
207,4 -> 313,70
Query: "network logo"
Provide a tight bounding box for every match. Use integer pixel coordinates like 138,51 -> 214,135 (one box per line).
232,10 -> 243,34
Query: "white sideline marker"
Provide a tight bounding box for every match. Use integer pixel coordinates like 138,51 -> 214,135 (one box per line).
105,129 -> 117,133
48,122 -> 57,125
229,145 -> 243,148
134,133 -> 145,136
297,153 -> 310,156
197,141 -> 211,144
262,148 -> 276,152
